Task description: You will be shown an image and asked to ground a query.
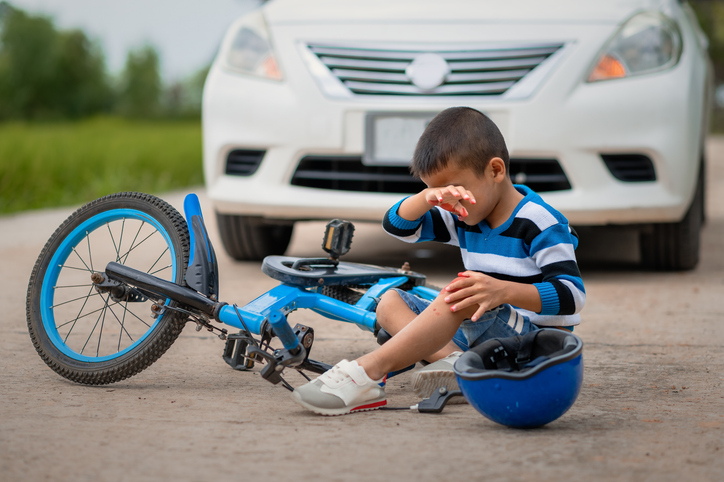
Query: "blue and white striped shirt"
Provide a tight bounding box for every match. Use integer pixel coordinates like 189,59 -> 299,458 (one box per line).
382,185 -> 585,326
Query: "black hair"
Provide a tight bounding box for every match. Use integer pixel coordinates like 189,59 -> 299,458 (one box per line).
410,107 -> 509,178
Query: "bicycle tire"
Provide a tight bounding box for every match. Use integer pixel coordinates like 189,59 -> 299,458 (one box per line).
26,192 -> 190,385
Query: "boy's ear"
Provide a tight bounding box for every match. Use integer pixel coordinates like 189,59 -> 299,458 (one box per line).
489,157 -> 506,181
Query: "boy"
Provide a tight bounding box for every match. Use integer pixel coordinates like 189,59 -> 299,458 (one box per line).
291,107 -> 585,416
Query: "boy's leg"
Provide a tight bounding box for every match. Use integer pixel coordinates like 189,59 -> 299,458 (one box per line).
376,290 -> 461,363
357,291 -> 478,380
374,290 -> 417,336
290,290 -> 475,415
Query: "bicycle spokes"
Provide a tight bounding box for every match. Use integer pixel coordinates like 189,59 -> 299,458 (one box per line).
48,216 -> 174,358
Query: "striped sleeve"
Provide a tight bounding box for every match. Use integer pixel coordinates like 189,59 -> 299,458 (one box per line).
382,199 -> 459,246
518,203 -> 585,316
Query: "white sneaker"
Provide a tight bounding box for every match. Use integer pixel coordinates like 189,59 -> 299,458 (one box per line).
410,351 -> 467,403
291,359 -> 387,416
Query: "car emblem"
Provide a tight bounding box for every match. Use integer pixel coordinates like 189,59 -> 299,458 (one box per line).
406,53 -> 449,91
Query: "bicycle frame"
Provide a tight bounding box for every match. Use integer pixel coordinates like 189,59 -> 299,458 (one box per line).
101,194 -> 439,386
218,278 -> 438,335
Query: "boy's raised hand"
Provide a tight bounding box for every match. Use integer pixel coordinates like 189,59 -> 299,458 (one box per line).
443,271 -> 506,321
424,185 -> 475,220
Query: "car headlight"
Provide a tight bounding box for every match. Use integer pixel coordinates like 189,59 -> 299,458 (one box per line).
223,10 -> 282,81
588,11 -> 682,82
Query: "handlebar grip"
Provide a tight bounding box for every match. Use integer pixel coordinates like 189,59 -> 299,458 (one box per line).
268,311 -> 301,353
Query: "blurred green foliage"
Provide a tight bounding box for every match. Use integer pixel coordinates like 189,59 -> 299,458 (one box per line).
0,1 -> 207,120
116,45 -> 163,118
165,65 -> 209,119
0,117 -> 203,213
690,0 -> 724,132
0,7 -> 110,119
690,0 -> 724,81
0,2 -> 207,215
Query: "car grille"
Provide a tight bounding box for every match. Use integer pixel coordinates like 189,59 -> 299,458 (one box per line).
291,156 -> 571,193
292,156 -> 423,193
601,154 -> 656,182
225,149 -> 266,176
306,42 -> 564,96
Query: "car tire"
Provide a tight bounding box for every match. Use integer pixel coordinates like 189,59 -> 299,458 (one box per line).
640,165 -> 704,271
216,213 -> 294,261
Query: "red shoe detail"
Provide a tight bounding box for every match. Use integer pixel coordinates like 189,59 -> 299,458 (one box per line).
350,400 -> 387,412
378,374 -> 388,388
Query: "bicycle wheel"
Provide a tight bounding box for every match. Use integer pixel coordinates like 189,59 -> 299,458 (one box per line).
26,192 -> 190,385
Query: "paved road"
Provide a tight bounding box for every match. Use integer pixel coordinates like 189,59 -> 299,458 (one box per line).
0,140 -> 722,482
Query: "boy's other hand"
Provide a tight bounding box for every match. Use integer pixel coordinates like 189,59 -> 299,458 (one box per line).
443,271 -> 506,321
424,185 -> 475,220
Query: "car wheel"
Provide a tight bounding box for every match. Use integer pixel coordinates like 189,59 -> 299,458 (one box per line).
640,165 -> 703,271
216,213 -> 294,261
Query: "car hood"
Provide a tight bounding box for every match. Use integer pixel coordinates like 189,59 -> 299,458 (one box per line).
264,0 -> 667,25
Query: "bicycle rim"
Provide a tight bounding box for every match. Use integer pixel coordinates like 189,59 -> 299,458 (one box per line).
39,208 -> 179,362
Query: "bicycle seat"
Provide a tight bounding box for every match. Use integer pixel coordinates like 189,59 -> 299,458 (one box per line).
261,256 -> 426,288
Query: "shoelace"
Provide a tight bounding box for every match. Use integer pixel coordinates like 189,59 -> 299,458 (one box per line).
317,360 -> 354,385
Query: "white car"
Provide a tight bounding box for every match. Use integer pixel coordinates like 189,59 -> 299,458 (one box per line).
202,0 -> 712,270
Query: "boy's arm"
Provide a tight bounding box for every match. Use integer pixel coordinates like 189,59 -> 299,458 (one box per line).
529,224 -> 586,316
394,191 -> 435,221
383,186 -> 474,245
396,186 -> 474,221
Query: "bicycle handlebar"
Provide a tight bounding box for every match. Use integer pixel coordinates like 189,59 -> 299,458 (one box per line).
268,311 -> 301,354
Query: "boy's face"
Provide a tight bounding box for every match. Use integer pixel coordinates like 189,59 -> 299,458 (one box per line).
420,161 -> 500,226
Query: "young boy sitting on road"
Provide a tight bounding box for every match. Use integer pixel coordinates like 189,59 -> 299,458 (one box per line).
291,107 -> 586,415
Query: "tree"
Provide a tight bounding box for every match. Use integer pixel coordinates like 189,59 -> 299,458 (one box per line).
690,0 -> 724,83
55,29 -> 112,117
0,7 -> 60,118
164,64 -> 209,118
0,3 -> 111,119
117,45 -> 162,118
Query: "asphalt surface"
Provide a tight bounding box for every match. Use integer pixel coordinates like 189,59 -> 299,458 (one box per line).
0,139 -> 722,482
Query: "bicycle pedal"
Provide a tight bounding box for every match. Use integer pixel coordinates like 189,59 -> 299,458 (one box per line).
222,333 -> 254,371
416,387 -> 464,413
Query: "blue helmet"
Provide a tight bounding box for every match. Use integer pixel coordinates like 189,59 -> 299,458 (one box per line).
453,328 -> 583,428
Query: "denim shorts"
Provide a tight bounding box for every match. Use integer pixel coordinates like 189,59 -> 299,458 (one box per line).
390,288 -> 538,351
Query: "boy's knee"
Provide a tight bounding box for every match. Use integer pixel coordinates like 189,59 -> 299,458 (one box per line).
378,290 -> 402,306
376,291 -> 401,324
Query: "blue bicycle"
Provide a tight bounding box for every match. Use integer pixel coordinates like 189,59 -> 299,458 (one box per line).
26,192 -> 438,389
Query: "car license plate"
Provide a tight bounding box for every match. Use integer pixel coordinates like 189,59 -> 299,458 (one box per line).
363,113 -> 437,166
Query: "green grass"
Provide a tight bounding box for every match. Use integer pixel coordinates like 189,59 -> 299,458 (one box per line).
0,116 -> 203,214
